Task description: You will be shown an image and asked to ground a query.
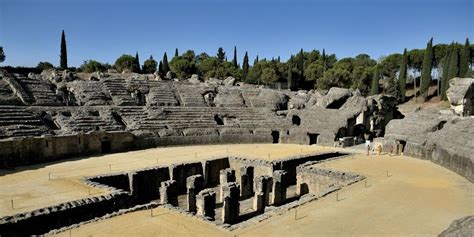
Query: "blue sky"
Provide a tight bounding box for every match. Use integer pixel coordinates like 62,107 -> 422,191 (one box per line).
0,0 -> 472,67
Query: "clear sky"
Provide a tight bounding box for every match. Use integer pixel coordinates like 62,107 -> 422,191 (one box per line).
0,0 -> 472,67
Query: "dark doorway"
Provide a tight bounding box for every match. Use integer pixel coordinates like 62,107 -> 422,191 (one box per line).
292,115 -> 301,126
398,140 -> 407,153
308,133 -> 319,145
299,183 -> 309,196
101,138 -> 112,153
271,131 -> 280,144
214,115 -> 224,125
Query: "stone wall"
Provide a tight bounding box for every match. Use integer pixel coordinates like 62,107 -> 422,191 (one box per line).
0,191 -> 132,236
0,131 -> 134,168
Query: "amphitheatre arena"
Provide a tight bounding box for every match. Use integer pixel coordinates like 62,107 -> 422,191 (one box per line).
0,69 -> 472,236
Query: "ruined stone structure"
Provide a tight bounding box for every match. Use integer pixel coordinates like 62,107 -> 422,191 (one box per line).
186,174 -> 204,213
446,77 -> 474,116
383,108 -> 474,182
159,180 -> 178,206
271,170 -> 288,206
0,70 -> 402,167
196,189 -> 217,220
221,182 -> 240,224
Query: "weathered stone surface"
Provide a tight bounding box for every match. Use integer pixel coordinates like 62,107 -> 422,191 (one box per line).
240,166 -> 254,198
160,180 -> 178,206
316,87 -> 352,108
186,174 -> 204,213
446,78 -> 473,116
223,76 -> 236,86
254,175 -> 273,206
384,108 -> 474,181
196,188 -> 216,220
221,182 -> 240,224
188,74 -> 200,83
438,215 -> 474,237
271,170 -> 288,206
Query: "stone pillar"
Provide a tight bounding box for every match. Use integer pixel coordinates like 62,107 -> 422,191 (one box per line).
221,182 -> 240,224
160,180 -> 178,206
219,168 -> 235,202
196,189 -> 216,220
253,191 -> 265,213
240,166 -> 254,199
186,174 -> 204,213
254,175 -> 273,208
271,170 -> 288,206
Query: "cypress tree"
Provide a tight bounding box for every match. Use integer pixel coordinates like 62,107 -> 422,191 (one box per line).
60,30 -> 68,69
277,56 -> 280,62
288,67 -> 296,91
254,55 -> 259,65
242,51 -> 249,80
162,52 -> 170,73
297,49 -> 305,88
447,44 -> 460,80
158,60 -> 164,74
322,48 -> 326,72
175,48 -> 179,57
420,38 -> 434,99
398,49 -> 408,101
232,46 -> 238,68
370,66 -> 380,96
133,52 -> 141,73
459,38 -> 470,77
441,46 -> 452,100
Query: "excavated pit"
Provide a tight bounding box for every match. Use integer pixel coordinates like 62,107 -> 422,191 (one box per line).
0,152 -> 365,235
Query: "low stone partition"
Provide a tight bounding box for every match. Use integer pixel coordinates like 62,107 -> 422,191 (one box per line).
296,161 -> 364,197
129,166 -> 170,204
87,172 -> 131,192
170,162 -> 203,194
0,191 -> 133,236
203,158 -> 230,187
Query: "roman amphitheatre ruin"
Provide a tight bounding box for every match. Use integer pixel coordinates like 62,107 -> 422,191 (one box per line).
0,69 -> 472,236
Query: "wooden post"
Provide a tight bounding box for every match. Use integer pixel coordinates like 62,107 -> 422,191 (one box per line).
109,164 -> 112,171
295,209 -> 297,220
336,192 -> 339,202
195,152 -> 197,158
365,179 -> 368,188
48,172 -> 51,181
11,199 -> 14,209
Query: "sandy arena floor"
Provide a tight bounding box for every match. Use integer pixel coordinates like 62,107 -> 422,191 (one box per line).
1,144 -> 472,236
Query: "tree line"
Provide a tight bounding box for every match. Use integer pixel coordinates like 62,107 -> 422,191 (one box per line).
1,31 -> 473,102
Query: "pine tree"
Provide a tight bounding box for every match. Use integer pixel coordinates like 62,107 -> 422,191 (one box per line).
420,38 -> 434,99
60,30 -> 68,69
459,38 -> 470,77
242,51 -> 249,80
162,52 -> 170,73
232,46 -> 238,68
175,48 -> 179,58
133,52 -> 141,73
370,66 -> 380,96
398,49 -> 408,101
441,46 -> 452,100
217,47 -> 225,62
